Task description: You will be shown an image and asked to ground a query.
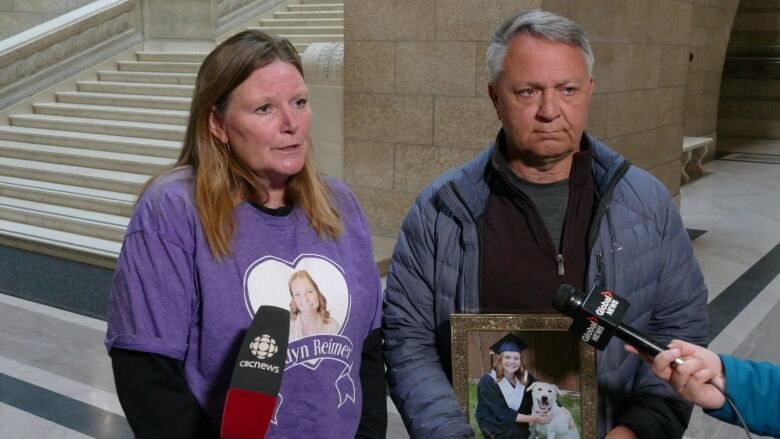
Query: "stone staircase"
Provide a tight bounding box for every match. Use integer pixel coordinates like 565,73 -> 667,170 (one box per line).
719,0 -> 780,139
0,0 -> 344,268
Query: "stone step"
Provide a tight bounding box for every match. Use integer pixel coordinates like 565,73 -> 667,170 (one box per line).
727,45 -> 780,57
34,102 -> 189,125
247,32 -> 343,44
0,139 -> 174,174
256,26 -> 343,35
136,52 -> 208,63
721,78 -> 780,99
299,0 -> 343,5
0,196 -> 128,241
0,157 -> 149,194
9,114 -> 185,142
734,12 -> 780,32
117,60 -> 201,73
718,97 -> 780,120
740,0 -> 780,8
259,18 -> 343,27
730,31 -> 780,47
77,80 -> 194,98
97,70 -> 197,85
57,91 -> 191,111
0,218 -> 120,267
723,57 -> 780,79
273,11 -> 343,20
287,4 -> 343,12
0,175 -> 135,217
718,117 -> 780,139
0,126 -> 181,158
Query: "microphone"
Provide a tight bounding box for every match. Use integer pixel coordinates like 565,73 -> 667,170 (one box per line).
552,284 -> 683,366
221,305 -> 290,439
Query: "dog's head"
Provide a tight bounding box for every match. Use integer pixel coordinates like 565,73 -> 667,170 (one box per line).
526,381 -> 562,412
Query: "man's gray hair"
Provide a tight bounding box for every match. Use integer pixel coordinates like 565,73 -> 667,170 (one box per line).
486,10 -> 594,82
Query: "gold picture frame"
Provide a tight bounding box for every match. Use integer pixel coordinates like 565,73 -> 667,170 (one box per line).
451,314 -> 597,439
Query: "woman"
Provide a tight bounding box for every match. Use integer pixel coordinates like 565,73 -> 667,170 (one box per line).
104,31 -> 385,438
288,270 -> 341,341
475,333 -> 549,439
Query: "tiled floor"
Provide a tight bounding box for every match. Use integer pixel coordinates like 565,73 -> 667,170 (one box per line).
1,136 -> 779,438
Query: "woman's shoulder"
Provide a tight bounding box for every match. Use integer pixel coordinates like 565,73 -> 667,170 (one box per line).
129,168 -> 197,234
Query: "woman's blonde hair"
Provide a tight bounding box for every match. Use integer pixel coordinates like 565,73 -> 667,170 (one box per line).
288,270 -> 331,322
493,351 -> 528,385
143,30 -> 341,259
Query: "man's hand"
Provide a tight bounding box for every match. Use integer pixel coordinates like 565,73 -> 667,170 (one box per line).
604,425 -> 638,438
625,339 -> 726,410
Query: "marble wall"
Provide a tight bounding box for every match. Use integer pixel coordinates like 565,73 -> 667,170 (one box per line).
343,0 -> 741,237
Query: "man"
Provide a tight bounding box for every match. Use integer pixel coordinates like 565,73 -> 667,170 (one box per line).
383,10 -> 708,438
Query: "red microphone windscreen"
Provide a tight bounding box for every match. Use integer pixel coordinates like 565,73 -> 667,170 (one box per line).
221,306 -> 289,439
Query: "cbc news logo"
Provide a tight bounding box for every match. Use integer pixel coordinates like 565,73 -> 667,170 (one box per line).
250,334 -> 278,359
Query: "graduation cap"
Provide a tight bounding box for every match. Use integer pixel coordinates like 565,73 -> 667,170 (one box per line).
489,332 -> 528,355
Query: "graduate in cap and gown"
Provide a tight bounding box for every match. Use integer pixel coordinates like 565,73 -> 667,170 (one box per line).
475,333 -> 550,439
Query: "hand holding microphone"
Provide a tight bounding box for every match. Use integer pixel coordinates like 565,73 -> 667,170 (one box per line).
625,340 -> 726,410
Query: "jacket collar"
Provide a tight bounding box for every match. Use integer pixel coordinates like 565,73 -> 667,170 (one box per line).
444,131 -> 628,218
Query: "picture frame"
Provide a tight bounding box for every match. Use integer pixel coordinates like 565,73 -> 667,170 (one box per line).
451,314 -> 597,439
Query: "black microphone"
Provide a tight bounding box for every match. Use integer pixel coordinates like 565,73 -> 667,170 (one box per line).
552,284 -> 683,366
221,305 -> 290,439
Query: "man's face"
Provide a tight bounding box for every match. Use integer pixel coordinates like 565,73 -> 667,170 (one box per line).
488,34 -> 593,167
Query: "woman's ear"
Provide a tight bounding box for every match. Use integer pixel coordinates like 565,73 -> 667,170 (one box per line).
208,108 -> 228,143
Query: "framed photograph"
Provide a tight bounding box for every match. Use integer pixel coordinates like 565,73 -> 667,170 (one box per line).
451,314 -> 597,439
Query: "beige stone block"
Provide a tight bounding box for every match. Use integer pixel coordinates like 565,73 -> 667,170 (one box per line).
352,187 -> 417,238
570,0 -> 613,43
609,0 -> 648,43
345,93 -> 433,145
592,44 -> 630,93
586,93 -> 609,139
396,42 -> 477,97
648,159 -> 681,197
475,42 -> 493,96
395,145 -> 479,192
647,0 -> 692,46
604,128 -> 656,170
344,0 -> 434,41
628,45 -> 661,90
344,141 -> 395,190
606,90 -> 646,137
659,46 -> 689,87
684,115 -> 704,138
540,0 -> 574,17
654,123 -> 684,167
689,47 -> 721,73
434,96 -> 500,149
344,42 -> 395,94
435,0 -> 542,42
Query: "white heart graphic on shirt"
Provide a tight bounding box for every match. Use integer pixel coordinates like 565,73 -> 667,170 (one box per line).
243,254 -> 350,369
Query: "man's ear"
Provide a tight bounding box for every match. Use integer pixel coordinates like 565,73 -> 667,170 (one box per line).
208,109 -> 227,143
488,82 -> 500,120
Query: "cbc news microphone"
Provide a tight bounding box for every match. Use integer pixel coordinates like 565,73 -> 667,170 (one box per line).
221,305 -> 289,439
552,284 -> 682,366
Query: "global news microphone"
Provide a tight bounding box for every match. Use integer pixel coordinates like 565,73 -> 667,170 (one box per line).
626,339 -> 780,437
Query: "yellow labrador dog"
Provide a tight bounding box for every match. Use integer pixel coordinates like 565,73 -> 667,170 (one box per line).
526,382 -> 580,439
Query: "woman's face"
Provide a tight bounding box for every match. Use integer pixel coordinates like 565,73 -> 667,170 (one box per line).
209,60 -> 311,188
291,277 -> 319,315
501,351 -> 522,376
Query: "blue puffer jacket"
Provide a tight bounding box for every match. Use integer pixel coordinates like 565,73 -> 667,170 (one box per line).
383,135 -> 709,438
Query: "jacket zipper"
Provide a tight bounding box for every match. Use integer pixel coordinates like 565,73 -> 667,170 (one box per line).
557,254 -> 564,276
586,160 -> 631,290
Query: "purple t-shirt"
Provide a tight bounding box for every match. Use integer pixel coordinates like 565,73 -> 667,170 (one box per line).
105,169 -> 382,438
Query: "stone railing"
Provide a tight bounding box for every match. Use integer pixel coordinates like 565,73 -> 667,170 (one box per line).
216,0 -> 287,36
0,0 -> 143,110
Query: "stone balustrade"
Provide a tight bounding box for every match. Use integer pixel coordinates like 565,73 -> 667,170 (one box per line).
0,0 -> 143,110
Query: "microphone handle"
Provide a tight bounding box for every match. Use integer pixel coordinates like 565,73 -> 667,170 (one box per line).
617,322 -> 665,357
